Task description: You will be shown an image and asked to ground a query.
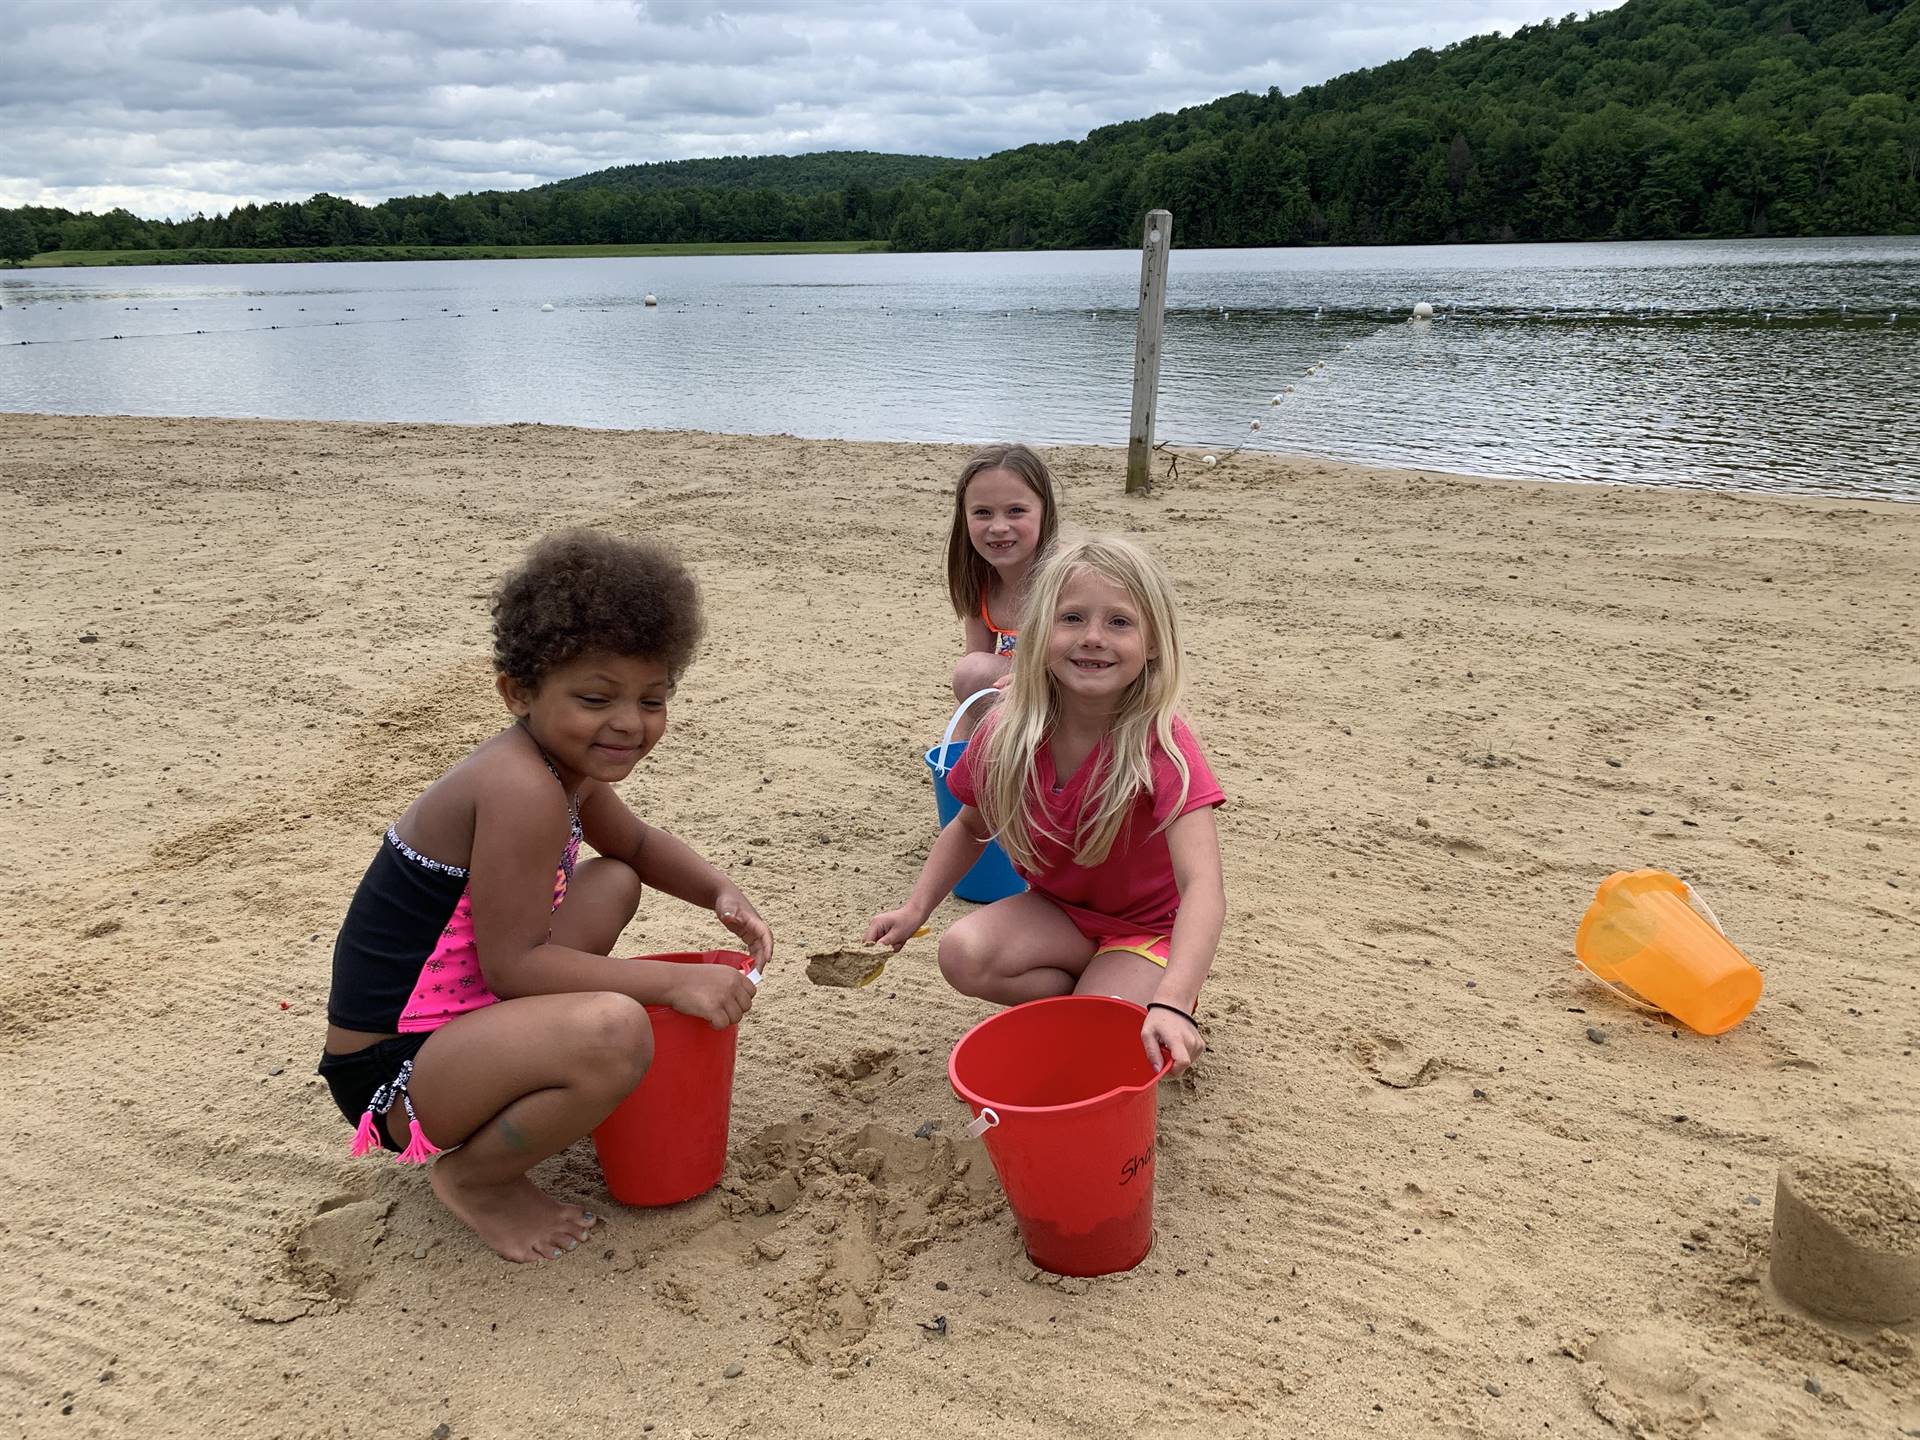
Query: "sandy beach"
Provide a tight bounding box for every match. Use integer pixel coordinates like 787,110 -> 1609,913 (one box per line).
2,410 -> 1916,1439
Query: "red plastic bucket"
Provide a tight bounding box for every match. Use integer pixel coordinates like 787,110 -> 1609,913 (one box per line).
591,950 -> 751,1206
948,995 -> 1170,1277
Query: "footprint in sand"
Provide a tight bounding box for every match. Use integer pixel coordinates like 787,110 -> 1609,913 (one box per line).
811,1045 -> 902,1098
705,1117 -> 1000,1365
1347,1032 -> 1450,1089
242,1194 -> 392,1321
1570,1327 -> 1709,1435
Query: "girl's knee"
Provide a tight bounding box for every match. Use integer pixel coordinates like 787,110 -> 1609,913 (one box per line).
952,652 -> 1005,700
588,856 -> 644,915
573,992 -> 653,1090
937,932 -> 990,998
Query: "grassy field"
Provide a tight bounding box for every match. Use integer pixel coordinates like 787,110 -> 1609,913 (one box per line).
19,239 -> 890,268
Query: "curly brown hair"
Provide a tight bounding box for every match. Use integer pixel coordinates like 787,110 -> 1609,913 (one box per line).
491,529 -> 704,689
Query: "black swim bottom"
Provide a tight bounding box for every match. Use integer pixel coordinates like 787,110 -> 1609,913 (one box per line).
317,1033 -> 432,1153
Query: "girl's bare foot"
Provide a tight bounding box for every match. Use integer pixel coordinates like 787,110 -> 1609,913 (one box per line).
430,1161 -> 598,1263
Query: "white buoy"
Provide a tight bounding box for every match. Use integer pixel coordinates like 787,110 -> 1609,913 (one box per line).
643,293 -> 657,307
540,303 -> 554,313
1249,419 -> 1261,432
1270,394 -> 1283,405
1412,301 -> 1434,320
1201,455 -> 1218,466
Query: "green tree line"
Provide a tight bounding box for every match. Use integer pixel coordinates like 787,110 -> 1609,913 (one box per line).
542,150 -> 957,195
2,0 -> 1914,265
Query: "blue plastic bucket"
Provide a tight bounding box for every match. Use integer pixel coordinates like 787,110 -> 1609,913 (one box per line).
926,740 -> 1028,903
926,687 -> 1027,905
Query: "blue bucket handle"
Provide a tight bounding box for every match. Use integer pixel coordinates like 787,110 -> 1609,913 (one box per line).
935,687 -> 1004,778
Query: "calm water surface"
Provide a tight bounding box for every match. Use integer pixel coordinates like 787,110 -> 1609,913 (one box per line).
2,238 -> 1916,500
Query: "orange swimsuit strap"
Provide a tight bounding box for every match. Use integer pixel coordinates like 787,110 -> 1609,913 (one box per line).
980,591 -> 1017,638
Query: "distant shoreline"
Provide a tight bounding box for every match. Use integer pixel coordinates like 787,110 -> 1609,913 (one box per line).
17,240 -> 891,268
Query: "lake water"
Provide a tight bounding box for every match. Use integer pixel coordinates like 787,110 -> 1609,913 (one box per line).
3,238 -> 1917,500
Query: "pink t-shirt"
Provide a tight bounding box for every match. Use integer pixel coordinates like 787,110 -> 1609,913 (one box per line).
947,714 -> 1224,936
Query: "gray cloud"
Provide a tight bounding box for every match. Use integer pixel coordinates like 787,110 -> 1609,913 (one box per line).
0,0 -> 1621,218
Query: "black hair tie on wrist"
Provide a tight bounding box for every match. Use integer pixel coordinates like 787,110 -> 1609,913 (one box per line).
1147,1001 -> 1199,1029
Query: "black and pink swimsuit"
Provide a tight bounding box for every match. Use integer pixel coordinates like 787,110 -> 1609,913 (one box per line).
321,759 -> 581,1162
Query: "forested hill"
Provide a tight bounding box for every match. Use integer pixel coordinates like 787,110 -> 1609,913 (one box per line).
3,0 -> 1915,262
890,0 -> 1919,247
544,151 -> 959,195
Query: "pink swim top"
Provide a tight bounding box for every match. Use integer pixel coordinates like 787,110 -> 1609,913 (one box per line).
326,756 -> 581,1035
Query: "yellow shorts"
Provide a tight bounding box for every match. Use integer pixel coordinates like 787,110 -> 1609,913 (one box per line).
1091,933 -> 1171,969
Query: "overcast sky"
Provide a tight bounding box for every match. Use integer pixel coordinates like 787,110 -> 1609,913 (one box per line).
1,0 -> 1622,219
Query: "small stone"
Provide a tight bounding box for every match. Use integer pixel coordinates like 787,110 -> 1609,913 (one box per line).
1472,1088 -> 1487,1100
1444,1131 -> 1459,1140
1637,807 -> 1654,816
934,1281 -> 949,1291
413,1246 -> 428,1260
1743,1195 -> 1762,1206
1465,980 -> 1477,989
913,1119 -> 941,1139
1586,1027 -> 1607,1045
431,1426 -> 451,1440
754,1238 -> 786,1261
722,1361 -> 745,1379
1485,1382 -> 1503,1397
1605,758 -> 1622,768
1803,1375 -> 1821,1396
268,1066 -> 284,1077
1415,816 -> 1430,828
78,632 -> 99,644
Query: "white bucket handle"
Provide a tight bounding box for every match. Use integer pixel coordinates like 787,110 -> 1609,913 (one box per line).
1575,878 -> 1728,1017
964,1106 -> 1000,1139
933,687 -> 1004,778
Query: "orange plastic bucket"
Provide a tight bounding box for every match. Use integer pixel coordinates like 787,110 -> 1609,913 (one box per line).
591,950 -> 751,1206
949,995 -> 1170,1277
1574,870 -> 1762,1035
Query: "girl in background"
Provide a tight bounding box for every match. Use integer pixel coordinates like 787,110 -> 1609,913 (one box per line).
944,442 -> 1061,737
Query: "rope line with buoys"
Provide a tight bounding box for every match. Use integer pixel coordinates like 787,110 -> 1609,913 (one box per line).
1,309 -> 498,347
1146,298 -> 1912,485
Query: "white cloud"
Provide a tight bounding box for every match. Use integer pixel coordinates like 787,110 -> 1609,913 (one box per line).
0,0 -> 1622,217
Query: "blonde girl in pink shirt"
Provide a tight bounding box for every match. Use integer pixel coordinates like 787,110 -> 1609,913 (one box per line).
868,534 -> 1226,1072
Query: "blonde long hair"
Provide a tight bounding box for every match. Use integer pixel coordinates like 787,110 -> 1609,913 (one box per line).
976,534 -> 1189,871
944,443 -> 1061,620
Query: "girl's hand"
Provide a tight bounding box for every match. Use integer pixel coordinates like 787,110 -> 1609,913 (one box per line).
1141,1005 -> 1204,1075
668,963 -> 758,1030
714,887 -> 772,969
865,907 -> 923,951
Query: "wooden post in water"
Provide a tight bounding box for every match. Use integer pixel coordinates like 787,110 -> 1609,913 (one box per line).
1126,208 -> 1173,494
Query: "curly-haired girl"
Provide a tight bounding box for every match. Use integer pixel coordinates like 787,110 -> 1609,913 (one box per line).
318,529 -> 772,1263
